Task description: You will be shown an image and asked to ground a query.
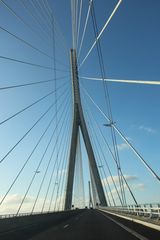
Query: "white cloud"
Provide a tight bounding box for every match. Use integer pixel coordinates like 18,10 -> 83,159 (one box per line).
107,182 -> 145,200
102,175 -> 138,186
0,194 -> 35,215
132,183 -> 145,190
0,194 -> 65,215
117,136 -> 133,151
102,175 -> 145,203
139,125 -> 157,134
3,194 -> 34,204
117,143 -> 129,151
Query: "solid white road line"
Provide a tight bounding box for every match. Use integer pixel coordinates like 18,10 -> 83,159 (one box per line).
99,209 -> 160,231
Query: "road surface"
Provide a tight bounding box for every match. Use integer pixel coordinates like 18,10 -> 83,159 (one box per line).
28,209 -> 160,240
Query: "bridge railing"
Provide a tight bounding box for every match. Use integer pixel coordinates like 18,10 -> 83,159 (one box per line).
99,203 -> 160,220
0,210 -> 59,219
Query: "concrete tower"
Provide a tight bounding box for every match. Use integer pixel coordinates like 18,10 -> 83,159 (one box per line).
64,49 -> 107,210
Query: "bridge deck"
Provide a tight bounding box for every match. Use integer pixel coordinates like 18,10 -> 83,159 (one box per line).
28,210 -> 160,240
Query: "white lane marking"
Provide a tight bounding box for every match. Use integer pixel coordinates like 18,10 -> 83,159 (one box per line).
99,211 -> 149,240
63,224 -> 69,229
100,209 -> 160,232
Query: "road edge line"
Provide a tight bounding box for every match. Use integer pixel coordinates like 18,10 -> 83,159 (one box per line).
98,209 -> 160,232
99,210 -> 149,240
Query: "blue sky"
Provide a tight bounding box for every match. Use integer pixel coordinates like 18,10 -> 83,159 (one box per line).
0,0 -> 160,214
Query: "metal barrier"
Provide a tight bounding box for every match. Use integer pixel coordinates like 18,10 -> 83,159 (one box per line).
0,210 -> 64,219
100,203 -> 160,220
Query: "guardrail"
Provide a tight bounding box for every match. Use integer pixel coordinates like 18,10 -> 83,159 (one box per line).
0,210 -> 68,219
99,203 -> 160,220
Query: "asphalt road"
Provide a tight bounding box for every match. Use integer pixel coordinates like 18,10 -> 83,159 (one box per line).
28,210 -> 160,240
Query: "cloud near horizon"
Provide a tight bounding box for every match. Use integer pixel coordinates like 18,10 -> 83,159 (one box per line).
0,194 -> 65,215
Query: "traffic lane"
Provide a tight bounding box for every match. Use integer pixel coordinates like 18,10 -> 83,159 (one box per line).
28,210 -> 87,240
99,210 -> 160,240
29,209 -> 140,240
0,210 -> 85,240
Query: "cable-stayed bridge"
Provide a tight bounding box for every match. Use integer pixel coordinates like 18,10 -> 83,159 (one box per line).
0,0 -> 160,239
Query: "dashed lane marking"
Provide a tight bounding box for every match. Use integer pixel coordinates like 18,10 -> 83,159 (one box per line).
63,224 -> 69,229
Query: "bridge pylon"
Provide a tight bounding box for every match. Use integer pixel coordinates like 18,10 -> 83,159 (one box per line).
64,49 -> 107,210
